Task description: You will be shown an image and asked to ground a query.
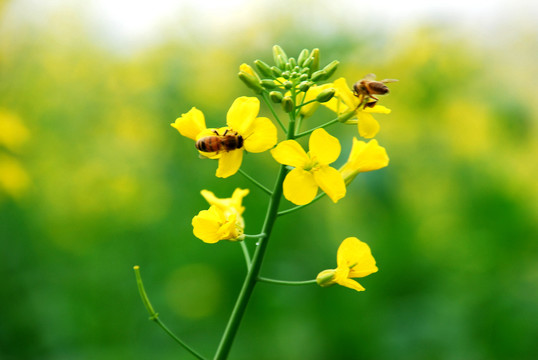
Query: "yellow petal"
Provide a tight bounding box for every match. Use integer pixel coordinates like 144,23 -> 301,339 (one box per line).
283,168 -> 318,205
192,206 -> 224,244
312,165 -> 346,203
226,97 -> 260,135
216,149 -> 244,178
337,237 -> 378,278
337,278 -> 366,292
270,140 -> 309,168
309,128 -> 341,165
342,138 -> 389,177
364,104 -> 391,114
243,117 -> 277,153
332,78 -> 359,110
230,188 -> 250,215
171,107 -> 207,140
356,111 -> 380,138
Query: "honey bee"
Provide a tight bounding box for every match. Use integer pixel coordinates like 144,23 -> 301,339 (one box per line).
353,73 -> 398,108
195,129 -> 244,153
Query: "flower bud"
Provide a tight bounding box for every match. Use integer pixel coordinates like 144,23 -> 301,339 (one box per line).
260,79 -> 278,89
299,74 -> 309,82
288,57 -> 297,69
239,63 -> 259,79
281,96 -> 294,113
238,71 -> 263,94
283,80 -> 293,89
315,88 -> 335,103
309,48 -> 320,75
321,60 -> 339,79
297,49 -> 309,66
272,45 -> 289,67
281,71 -> 290,79
310,70 -> 327,82
254,60 -> 273,78
337,110 -> 356,123
298,81 -> 310,92
269,91 -> 283,103
271,66 -> 283,77
316,269 -> 336,287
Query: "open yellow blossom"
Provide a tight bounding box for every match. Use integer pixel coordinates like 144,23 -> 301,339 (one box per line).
271,128 -> 346,205
340,138 -> 389,184
192,188 -> 249,244
171,97 -> 277,178
316,237 -> 378,292
321,77 -> 391,139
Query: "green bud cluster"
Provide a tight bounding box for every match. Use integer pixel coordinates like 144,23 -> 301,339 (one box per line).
238,45 -> 340,104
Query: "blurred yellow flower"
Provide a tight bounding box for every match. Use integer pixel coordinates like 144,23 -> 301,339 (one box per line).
340,138 -> 389,184
0,110 -> 29,153
0,154 -> 30,198
316,237 -> 378,292
322,78 -> 391,138
271,128 -> 346,205
192,188 -> 249,244
171,97 -> 277,178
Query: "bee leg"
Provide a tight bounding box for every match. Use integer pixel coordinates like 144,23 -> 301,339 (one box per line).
222,129 -> 229,136
212,129 -> 220,136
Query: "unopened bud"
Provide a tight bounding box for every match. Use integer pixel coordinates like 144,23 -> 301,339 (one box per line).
254,60 -> 273,78
238,71 -> 263,94
239,63 -> 259,79
297,49 -> 309,66
309,48 -> 320,75
271,66 -> 282,77
337,110 -> 357,123
299,74 -> 309,82
315,88 -> 335,103
288,57 -> 297,68
260,79 -> 278,89
310,70 -> 327,82
269,91 -> 283,103
281,96 -> 294,113
321,60 -> 339,79
316,269 -> 336,287
283,80 -> 293,89
272,45 -> 289,67
298,81 -> 310,92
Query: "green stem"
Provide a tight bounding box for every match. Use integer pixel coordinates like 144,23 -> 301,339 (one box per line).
240,242 -> 251,268
242,233 -> 266,239
134,266 -> 207,360
214,164 -> 288,360
295,117 -> 340,138
257,277 -> 317,286
277,192 -> 326,216
238,169 -> 272,196
213,86 -> 298,360
261,91 -> 287,133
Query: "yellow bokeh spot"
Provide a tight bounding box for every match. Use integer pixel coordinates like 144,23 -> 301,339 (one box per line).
0,110 -> 30,153
0,154 -> 30,198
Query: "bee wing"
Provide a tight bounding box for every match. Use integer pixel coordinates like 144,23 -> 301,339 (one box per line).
364,73 -> 376,80
380,79 -> 398,83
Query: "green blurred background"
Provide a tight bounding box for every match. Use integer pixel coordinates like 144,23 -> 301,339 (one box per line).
1,0 -> 537,359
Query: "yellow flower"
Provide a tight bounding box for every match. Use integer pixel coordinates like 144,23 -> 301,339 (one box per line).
192,188 -> 249,244
271,128 -> 346,205
171,97 -> 277,178
339,138 -> 389,184
316,237 -> 378,292
322,77 -> 391,139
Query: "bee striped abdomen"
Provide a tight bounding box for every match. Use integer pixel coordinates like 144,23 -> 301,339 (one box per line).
195,133 -> 244,153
